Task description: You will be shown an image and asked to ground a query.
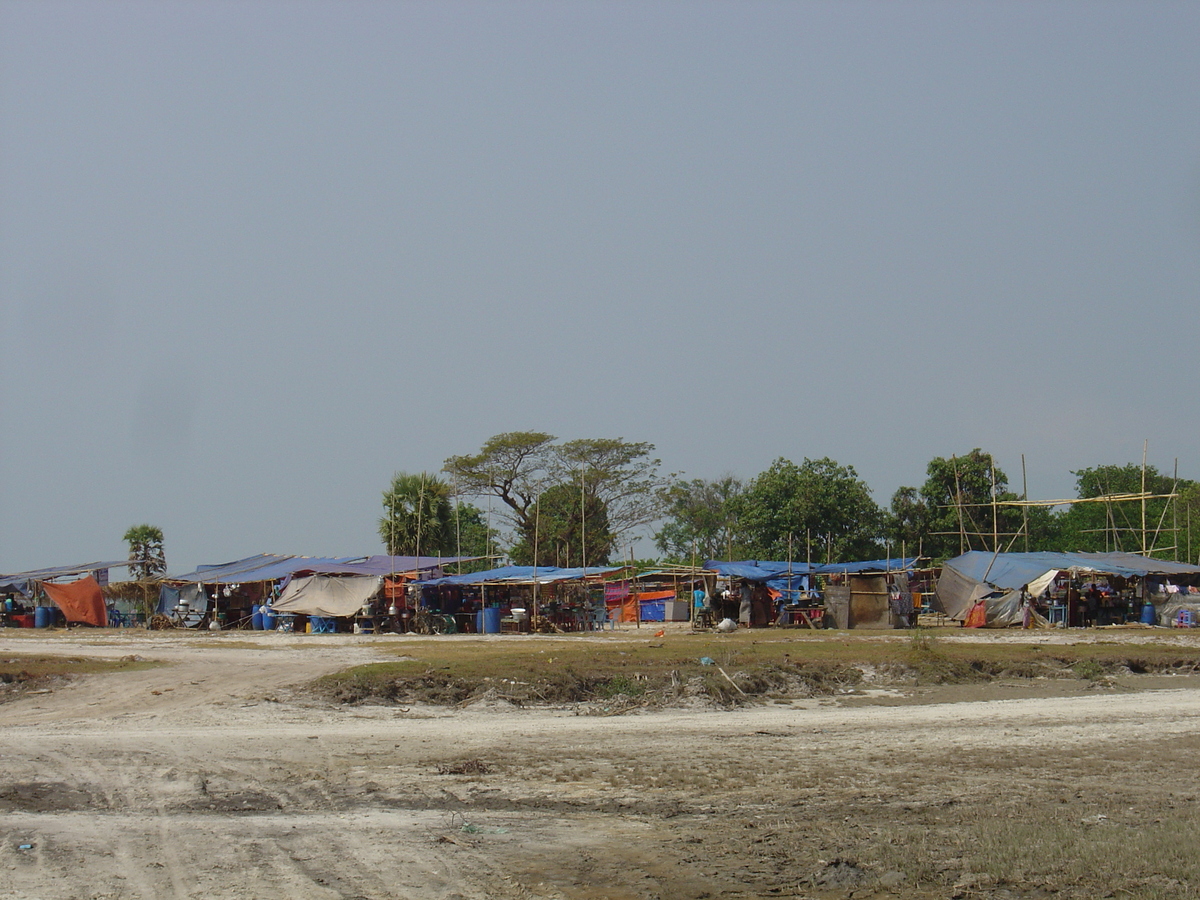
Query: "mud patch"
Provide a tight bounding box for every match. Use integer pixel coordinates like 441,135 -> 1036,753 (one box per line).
0,781 -> 101,813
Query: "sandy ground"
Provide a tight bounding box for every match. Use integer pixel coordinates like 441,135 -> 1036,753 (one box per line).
3,627 -> 1200,900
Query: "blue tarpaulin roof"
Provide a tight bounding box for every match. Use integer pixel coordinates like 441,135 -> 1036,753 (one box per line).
811,557 -> 919,575
420,565 -> 625,586
944,551 -> 1200,591
704,558 -> 918,579
0,560 -> 132,596
171,554 -> 479,584
704,561 -> 811,581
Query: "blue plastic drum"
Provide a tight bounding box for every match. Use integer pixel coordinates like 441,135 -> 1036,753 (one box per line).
34,607 -> 53,628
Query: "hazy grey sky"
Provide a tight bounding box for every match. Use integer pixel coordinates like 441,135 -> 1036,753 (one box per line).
2,1 -> 1197,572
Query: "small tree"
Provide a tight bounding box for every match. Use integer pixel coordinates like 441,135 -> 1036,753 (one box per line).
123,524 -> 166,580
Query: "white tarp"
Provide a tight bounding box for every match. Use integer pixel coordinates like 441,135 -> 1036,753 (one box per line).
273,575 -> 381,617
983,568 -> 1057,627
937,564 -> 1058,626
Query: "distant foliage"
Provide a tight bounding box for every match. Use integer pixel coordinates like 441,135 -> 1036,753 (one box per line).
1056,464 -> 1196,558
654,475 -> 745,563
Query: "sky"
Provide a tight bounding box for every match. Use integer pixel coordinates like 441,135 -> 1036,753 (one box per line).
2,1 -> 1198,573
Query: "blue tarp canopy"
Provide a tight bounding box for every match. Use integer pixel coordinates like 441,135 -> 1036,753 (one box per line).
171,554 -> 479,584
945,551 -> 1200,592
0,560 -> 132,596
703,561 -> 806,581
291,555 -> 481,577
704,558 -> 917,580
702,561 -> 812,599
420,565 -> 625,587
936,551 -> 1200,624
812,557 -> 919,575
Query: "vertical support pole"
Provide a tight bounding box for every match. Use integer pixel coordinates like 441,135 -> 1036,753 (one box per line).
1021,453 -> 1030,552
1142,440 -> 1148,555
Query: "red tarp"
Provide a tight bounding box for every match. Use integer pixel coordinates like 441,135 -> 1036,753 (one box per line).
41,575 -> 107,627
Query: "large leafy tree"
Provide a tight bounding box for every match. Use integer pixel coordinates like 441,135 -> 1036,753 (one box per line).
508,482 -> 615,567
554,438 -> 668,539
123,524 -> 166,580
378,472 -> 454,556
908,449 -> 1025,562
443,432 -> 557,540
444,432 -> 667,559
1056,463 -> 1193,557
654,475 -> 745,562
736,457 -> 883,563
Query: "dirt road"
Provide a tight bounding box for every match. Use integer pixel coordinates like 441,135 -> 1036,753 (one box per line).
3,628 -> 1200,899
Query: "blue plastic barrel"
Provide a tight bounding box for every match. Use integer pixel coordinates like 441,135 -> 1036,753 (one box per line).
261,607 -> 276,631
251,609 -> 263,630
34,606 -> 53,628
482,607 -> 502,634
1141,602 -> 1157,625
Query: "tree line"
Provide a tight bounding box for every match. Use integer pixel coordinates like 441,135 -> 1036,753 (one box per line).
380,433 -> 1200,567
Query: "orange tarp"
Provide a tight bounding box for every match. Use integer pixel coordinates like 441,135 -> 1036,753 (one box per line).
41,575 -> 107,627
608,590 -> 676,622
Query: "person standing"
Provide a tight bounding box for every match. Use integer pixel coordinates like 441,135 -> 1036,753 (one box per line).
1020,585 -> 1034,629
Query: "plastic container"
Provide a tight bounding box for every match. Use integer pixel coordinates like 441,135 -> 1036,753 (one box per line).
1141,602 -> 1157,625
482,607 -> 502,634
34,607 -> 54,629
261,607 -> 276,631
251,609 -> 263,630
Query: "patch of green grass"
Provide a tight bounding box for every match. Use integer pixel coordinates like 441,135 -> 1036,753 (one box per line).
597,674 -> 647,699
1072,658 -> 1107,681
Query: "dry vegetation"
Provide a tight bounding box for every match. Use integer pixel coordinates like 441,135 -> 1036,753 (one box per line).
311,627 -> 1200,710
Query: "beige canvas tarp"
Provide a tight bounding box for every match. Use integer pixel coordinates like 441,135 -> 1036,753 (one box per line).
273,575 -> 381,617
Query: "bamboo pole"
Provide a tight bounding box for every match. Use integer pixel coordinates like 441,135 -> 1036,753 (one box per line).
1021,453 -> 1029,552
1174,458 -> 1179,562
952,455 -> 966,555
532,494 -> 540,629
990,461 -> 999,554
1142,440 -> 1148,555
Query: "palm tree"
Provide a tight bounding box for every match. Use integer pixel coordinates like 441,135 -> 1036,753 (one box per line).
123,524 -> 166,580
378,472 -> 454,556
